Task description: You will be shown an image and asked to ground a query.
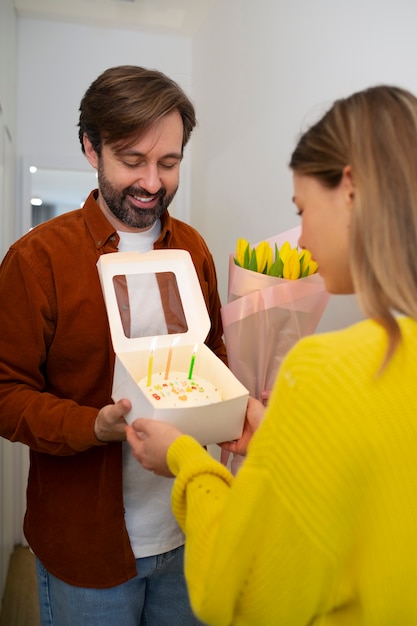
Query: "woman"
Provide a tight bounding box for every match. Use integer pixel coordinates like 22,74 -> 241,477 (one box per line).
126,85 -> 417,624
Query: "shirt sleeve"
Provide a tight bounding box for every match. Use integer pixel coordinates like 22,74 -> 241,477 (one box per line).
0,247 -> 102,454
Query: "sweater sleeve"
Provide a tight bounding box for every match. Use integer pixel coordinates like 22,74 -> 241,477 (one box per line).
167,434 -> 337,625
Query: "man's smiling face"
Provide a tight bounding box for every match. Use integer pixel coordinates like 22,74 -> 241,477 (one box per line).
84,110 -> 183,231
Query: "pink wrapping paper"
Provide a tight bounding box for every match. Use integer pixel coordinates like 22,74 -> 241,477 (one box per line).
221,226 -> 330,403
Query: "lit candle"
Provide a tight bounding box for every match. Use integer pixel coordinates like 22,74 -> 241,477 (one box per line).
146,337 -> 157,386
164,337 -> 179,380
187,343 -> 198,380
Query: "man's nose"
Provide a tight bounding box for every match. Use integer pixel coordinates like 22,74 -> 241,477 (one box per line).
136,164 -> 161,194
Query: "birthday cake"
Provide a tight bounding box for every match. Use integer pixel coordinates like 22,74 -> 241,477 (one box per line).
137,371 -> 222,408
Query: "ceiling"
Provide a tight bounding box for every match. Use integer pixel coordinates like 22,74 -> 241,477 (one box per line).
13,0 -> 216,36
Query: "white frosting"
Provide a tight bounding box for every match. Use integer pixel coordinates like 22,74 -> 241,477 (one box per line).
138,371 -> 222,408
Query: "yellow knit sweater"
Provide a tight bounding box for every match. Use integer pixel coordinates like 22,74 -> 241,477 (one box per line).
167,317 -> 417,625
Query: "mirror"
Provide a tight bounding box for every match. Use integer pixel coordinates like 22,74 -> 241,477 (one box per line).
20,153 -> 187,237
29,166 -> 97,227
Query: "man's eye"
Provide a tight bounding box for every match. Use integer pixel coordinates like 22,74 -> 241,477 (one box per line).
123,161 -> 142,168
159,162 -> 178,170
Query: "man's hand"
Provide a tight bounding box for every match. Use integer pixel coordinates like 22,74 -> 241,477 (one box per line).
219,396 -> 265,456
94,398 -> 132,442
126,418 -> 183,477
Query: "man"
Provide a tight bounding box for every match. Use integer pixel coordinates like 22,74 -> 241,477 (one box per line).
0,66 -> 226,625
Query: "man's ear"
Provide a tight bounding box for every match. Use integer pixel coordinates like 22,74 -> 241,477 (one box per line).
83,134 -> 99,169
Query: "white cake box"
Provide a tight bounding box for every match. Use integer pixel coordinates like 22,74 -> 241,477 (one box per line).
97,249 -> 249,445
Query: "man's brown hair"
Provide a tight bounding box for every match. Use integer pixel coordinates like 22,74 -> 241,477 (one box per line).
78,65 -> 196,156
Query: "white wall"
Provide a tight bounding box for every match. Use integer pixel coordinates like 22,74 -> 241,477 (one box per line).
0,0 -> 17,258
17,18 -> 192,159
191,0 -> 417,327
16,17 -> 193,233
0,0 -> 19,605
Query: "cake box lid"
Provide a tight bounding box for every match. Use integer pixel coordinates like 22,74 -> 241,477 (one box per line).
97,249 -> 211,353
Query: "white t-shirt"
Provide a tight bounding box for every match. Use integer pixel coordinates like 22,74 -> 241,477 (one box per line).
118,223 -> 184,558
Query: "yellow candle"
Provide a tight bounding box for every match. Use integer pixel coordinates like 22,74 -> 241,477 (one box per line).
146,338 -> 157,386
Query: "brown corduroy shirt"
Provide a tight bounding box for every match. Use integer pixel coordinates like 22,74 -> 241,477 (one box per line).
0,190 -> 227,587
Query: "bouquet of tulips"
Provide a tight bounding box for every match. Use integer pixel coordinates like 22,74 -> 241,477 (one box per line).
234,237 -> 318,281
221,226 -> 330,406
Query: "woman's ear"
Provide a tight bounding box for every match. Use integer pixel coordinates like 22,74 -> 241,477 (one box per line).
83,134 -> 99,169
342,164 -> 355,204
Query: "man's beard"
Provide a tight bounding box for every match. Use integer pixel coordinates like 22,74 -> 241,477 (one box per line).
97,161 -> 177,229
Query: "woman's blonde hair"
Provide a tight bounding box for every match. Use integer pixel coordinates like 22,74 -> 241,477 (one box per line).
290,85 -> 417,364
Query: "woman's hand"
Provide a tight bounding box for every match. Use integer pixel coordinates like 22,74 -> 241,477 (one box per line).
125,418 -> 184,477
219,396 -> 265,456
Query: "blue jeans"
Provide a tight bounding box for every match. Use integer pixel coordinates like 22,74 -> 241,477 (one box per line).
36,545 -> 203,626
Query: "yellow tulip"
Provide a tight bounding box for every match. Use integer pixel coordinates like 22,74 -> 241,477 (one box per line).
255,241 -> 273,274
299,249 -> 318,276
283,248 -> 301,279
308,259 -> 319,275
279,241 -> 292,263
235,238 -> 250,267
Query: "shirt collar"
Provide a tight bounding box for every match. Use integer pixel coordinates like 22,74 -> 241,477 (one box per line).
82,190 -> 118,250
